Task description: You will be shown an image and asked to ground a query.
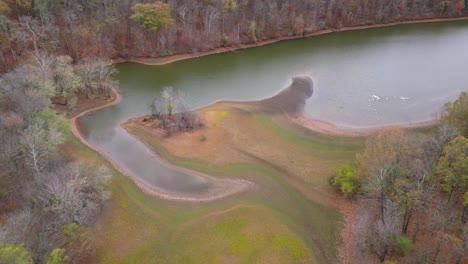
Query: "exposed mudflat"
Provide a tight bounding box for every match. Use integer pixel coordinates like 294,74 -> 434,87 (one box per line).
255,75 -> 314,115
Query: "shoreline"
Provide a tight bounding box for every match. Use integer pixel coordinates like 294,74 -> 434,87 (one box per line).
121,122 -> 256,201
186,74 -> 438,137
112,16 -> 468,67
295,115 -> 437,137
69,78 -> 439,203
69,88 -> 253,202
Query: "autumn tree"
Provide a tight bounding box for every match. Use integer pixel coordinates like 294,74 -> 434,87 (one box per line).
130,2 -> 173,34
442,91 -> 468,136
45,248 -> 68,264
0,2 -> 14,69
0,0 -> 466,68
345,105 -> 467,262
436,136 -> 468,222
294,15 -> 305,36
357,129 -> 410,226
248,21 -> 257,43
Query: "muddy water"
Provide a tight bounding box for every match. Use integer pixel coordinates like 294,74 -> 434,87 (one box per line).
79,20 -> 468,195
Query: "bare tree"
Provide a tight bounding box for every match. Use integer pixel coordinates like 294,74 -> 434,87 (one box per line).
2,208 -> 35,245
14,16 -> 56,70
21,118 -> 62,177
425,122 -> 460,164
1,66 -> 56,142
204,6 -> 220,41
33,50 -> 55,78
36,163 -> 111,226
149,87 -> 203,135
15,16 -> 46,57
353,206 -> 399,262
76,57 -> 118,97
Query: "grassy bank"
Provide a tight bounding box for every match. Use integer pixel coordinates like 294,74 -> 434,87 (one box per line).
121,99 -> 366,263
64,131 -> 322,263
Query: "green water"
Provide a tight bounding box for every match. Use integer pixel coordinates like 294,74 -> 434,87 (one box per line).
79,20 -> 468,195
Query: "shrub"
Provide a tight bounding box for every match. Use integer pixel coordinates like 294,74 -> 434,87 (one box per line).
248,21 -> 257,43
331,165 -> 359,197
46,248 -> 69,264
0,243 -> 32,264
393,235 -> 413,256
200,135 -> 207,142
162,50 -> 174,56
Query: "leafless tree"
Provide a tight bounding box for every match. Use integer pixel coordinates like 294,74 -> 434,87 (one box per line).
2,208 -> 35,245
21,118 -> 62,177
424,122 -> 460,165
33,50 -> 55,78
76,57 -> 118,97
36,163 -> 111,226
15,16 -> 46,56
0,48 -> 113,262
204,6 -> 220,41
353,206 -> 399,262
1,67 -> 55,136
150,87 -> 204,135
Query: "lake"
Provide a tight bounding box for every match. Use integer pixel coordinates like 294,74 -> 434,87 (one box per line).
79,20 -> 468,197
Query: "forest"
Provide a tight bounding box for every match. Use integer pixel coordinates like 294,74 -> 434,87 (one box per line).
0,0 -> 467,263
0,0 -> 467,71
332,93 -> 467,263
0,54 -> 116,263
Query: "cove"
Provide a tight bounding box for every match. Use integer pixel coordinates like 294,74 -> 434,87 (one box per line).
78,20 -> 468,199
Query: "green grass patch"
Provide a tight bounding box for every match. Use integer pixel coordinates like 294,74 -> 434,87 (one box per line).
216,218 -> 250,255
257,115 -> 364,156
121,115 -> 352,263
64,135 -> 313,263
170,206 -> 314,264
67,106 -> 367,263
215,218 -> 248,238
274,235 -> 309,260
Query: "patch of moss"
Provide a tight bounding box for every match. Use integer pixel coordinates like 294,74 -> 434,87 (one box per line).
273,235 -> 309,260
215,219 -> 248,238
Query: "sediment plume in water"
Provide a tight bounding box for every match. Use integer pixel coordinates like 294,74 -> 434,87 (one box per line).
257,75 -> 313,115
